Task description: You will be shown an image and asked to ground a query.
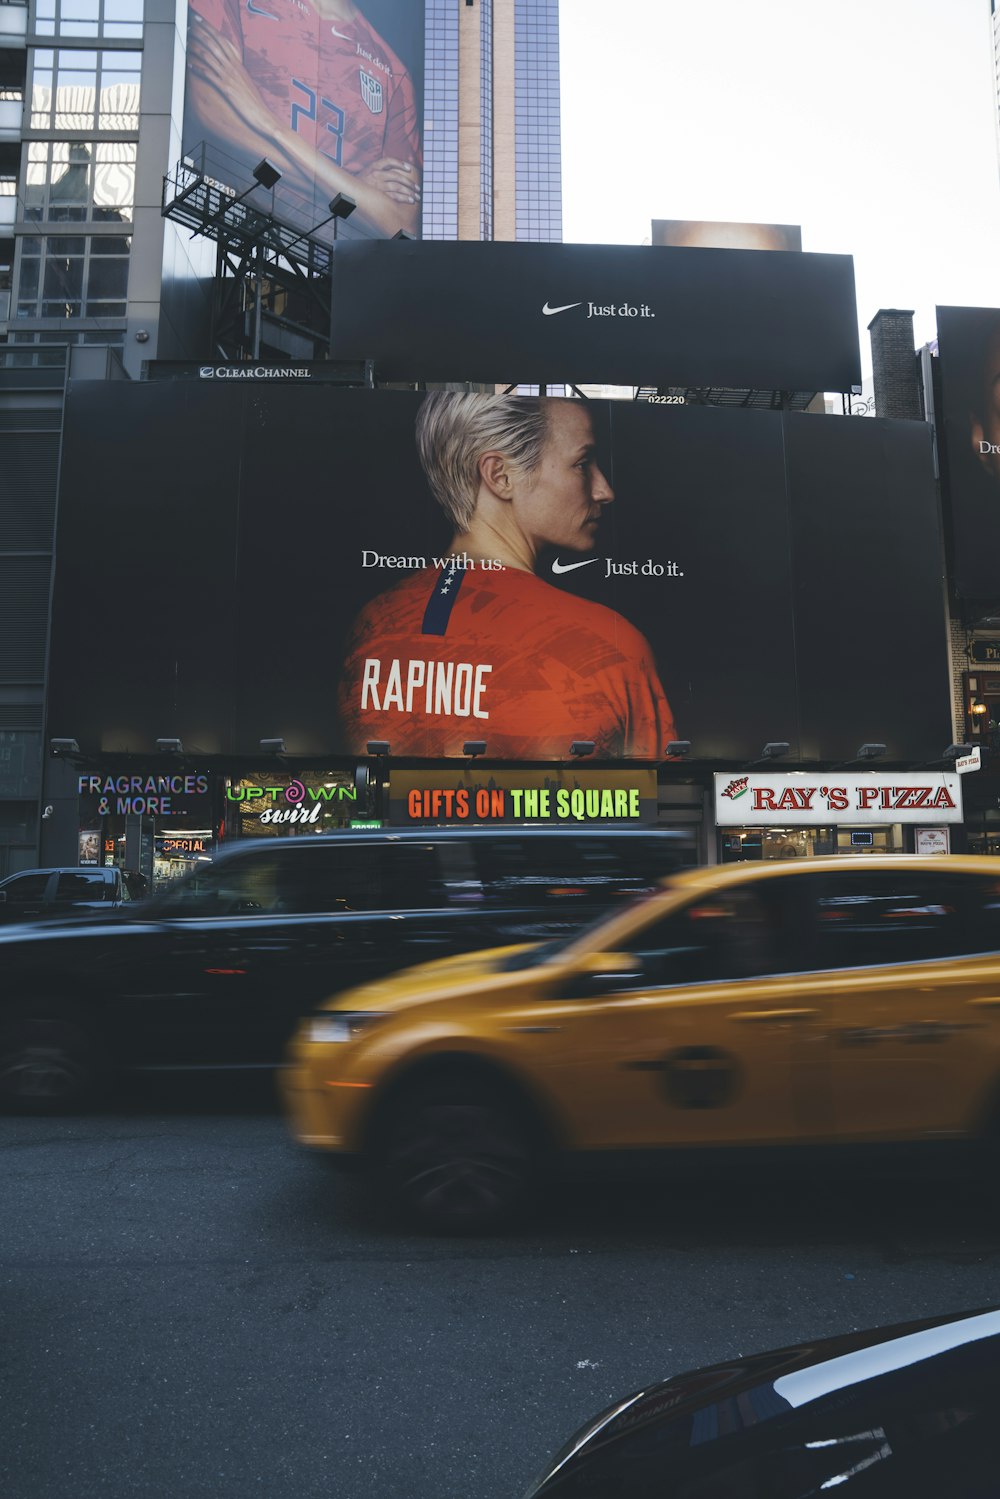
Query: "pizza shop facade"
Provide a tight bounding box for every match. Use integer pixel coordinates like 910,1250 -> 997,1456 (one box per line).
714,773 -> 965,863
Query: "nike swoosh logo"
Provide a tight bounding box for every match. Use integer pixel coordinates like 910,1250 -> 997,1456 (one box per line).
330,24 -> 355,38
542,301 -> 583,316
552,557 -> 600,575
246,0 -> 279,15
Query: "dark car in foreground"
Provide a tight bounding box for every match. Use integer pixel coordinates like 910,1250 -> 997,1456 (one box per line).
0,827 -> 680,1113
524,1306 -> 1000,1497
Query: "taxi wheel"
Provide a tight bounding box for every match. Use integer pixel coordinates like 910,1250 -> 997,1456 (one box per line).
0,1016 -> 101,1115
374,1077 -> 534,1233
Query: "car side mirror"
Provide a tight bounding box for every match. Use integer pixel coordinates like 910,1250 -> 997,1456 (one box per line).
561,951 -> 644,999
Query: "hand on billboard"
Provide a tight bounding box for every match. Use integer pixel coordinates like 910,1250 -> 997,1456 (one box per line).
357,158 -> 421,207
188,13 -> 277,142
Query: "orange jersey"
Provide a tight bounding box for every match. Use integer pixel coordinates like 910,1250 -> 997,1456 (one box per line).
188,0 -> 421,177
338,563 -> 676,759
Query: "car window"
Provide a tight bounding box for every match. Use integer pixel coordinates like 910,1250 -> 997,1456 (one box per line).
55,871 -> 111,902
272,844 -> 442,914
153,857 -> 284,917
626,888 -> 774,987
469,836 -> 662,910
1,872 -> 50,903
810,871 -> 986,968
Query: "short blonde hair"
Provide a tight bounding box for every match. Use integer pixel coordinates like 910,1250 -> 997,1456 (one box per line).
415,393 -> 550,530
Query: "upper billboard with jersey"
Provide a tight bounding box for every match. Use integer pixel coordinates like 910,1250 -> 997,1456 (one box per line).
49,386 -> 947,764
651,220 -> 802,252
936,305 -> 1000,599
182,0 -> 423,239
327,240 -> 861,391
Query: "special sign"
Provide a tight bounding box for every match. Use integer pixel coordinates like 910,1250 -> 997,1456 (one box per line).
715,773 -> 963,825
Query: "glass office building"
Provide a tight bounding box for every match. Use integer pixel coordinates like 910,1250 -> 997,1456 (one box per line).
423,0 -> 562,243
0,0 -> 562,367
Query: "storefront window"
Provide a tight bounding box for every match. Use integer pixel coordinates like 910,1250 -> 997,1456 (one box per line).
722,825 -> 906,862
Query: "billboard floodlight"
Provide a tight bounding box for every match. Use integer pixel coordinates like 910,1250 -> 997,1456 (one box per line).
252,159 -> 281,191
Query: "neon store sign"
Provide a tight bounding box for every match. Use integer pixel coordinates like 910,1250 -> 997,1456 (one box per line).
80,774 -> 209,816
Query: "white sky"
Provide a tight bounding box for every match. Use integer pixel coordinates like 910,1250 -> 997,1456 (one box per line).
559,0 -> 1000,360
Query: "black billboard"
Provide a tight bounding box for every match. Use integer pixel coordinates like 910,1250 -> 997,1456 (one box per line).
49,386 -> 947,763
936,305 -> 1000,599
182,0 -> 423,239
328,241 -> 862,392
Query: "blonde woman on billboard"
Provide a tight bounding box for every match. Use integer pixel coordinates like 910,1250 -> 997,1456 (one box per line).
185,0 -> 421,238
338,394 -> 677,760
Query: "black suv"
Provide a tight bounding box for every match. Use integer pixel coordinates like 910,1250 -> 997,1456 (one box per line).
0,827 -> 681,1111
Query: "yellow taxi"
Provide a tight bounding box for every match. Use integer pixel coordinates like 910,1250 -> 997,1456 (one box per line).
283,855 -> 1000,1230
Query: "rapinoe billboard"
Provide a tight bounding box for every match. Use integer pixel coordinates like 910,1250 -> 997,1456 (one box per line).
50,386 -> 949,764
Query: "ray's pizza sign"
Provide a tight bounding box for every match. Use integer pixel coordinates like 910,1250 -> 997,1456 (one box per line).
714,773 -> 963,825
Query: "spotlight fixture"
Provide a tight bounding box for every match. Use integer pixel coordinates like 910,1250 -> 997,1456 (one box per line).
207,159 -> 281,227
259,738 -> 286,755
942,743 -> 974,761
282,190 -> 358,255
665,740 -> 691,758
392,228 -> 413,240
760,742 -> 790,760
155,738 -> 183,754
856,743 -> 887,760
463,741 -> 487,758
366,741 -> 390,756
49,737 -> 80,756
251,158 -> 281,191
328,191 -> 356,220
570,741 -> 595,758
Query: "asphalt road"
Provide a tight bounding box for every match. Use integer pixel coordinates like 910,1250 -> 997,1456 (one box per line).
3,1075 -> 1000,1499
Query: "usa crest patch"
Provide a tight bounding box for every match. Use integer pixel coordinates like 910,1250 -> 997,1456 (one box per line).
360,69 -> 383,114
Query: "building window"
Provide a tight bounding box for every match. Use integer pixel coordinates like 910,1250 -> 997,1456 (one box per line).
32,0 -> 144,42
480,0 -> 493,240
30,48 -> 141,131
421,0 -> 458,239
515,0 -> 562,243
15,232 -> 130,318
24,139 -> 135,221
7,329 -> 125,355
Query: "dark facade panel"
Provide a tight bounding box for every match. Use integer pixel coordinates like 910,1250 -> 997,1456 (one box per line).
0,432 -> 60,551
0,559 -> 52,683
936,305 -> 1000,599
